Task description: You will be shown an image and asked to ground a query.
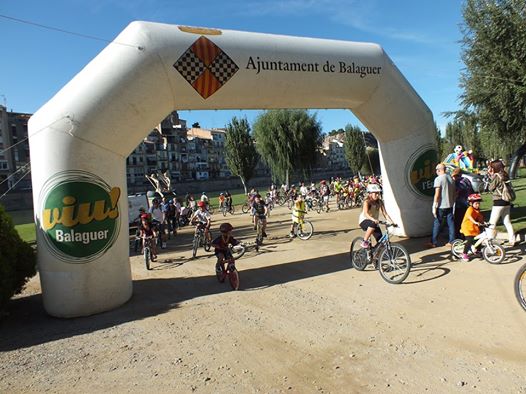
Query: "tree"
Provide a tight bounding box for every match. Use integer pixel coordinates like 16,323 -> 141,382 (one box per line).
224,117 -> 259,194
253,110 -> 322,185
459,0 -> 526,165
343,124 -> 366,174
0,204 -> 36,314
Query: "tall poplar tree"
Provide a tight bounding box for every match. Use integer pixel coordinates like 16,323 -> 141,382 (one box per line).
224,117 -> 258,194
343,124 -> 366,175
253,110 -> 322,185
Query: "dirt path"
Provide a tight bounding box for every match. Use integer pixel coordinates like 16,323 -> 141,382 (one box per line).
1,203 -> 526,393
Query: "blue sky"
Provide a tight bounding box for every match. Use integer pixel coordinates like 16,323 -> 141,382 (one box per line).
0,0 -> 464,134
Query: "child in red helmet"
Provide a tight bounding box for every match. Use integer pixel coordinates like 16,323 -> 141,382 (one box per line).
212,223 -> 240,273
460,194 -> 485,262
139,213 -> 158,261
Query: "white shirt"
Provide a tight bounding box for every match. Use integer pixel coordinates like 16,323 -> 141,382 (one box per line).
192,209 -> 211,224
149,206 -> 163,222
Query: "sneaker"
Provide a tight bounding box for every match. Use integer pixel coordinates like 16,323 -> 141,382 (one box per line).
360,240 -> 370,248
425,242 -> 438,249
262,231 -> 267,238
289,232 -> 295,238
462,253 -> 470,262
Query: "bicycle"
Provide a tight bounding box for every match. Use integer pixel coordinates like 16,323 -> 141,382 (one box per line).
291,211 -> 314,240
349,221 -> 411,284
215,250 -> 240,290
220,203 -> 235,216
241,200 -> 251,214
450,223 -> 505,264
514,263 -> 526,312
229,242 -> 246,259
192,223 -> 212,258
141,235 -> 157,270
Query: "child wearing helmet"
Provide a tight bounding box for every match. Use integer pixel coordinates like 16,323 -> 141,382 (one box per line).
218,192 -> 226,210
358,184 -> 395,248
139,213 -> 158,261
460,194 -> 485,262
212,223 -> 240,272
320,180 -> 330,212
290,193 -> 307,238
191,200 -> 212,243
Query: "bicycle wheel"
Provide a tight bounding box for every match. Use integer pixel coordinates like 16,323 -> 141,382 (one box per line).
230,244 -> 246,259
350,237 -> 368,271
297,221 -> 313,240
378,243 -> 411,284
514,263 -> 526,312
204,237 -> 212,252
228,266 -> 240,290
451,239 -> 465,259
482,243 -> 505,264
192,236 -> 199,258
208,205 -> 214,214
278,196 -> 286,206
222,207 -> 227,217
242,202 -> 250,214
215,262 -> 225,283
144,247 -> 151,270
229,205 -> 235,215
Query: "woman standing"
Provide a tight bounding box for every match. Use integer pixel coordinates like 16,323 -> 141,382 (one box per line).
488,160 -> 515,246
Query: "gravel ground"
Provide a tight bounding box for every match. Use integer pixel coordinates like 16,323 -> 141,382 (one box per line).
1,202 -> 526,393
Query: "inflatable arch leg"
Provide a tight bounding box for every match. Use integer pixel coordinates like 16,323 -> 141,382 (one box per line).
29,22 -> 437,317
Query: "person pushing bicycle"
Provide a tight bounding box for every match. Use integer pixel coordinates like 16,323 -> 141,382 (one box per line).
359,183 -> 396,248
251,194 -> 268,237
212,223 -> 240,273
191,201 -> 212,243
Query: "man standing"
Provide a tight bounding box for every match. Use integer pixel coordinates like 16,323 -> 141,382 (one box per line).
429,163 -> 456,247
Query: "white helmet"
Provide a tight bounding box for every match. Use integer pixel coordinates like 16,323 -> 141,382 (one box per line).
454,145 -> 463,154
367,183 -> 382,193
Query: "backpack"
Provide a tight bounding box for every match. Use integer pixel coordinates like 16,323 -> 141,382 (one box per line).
499,175 -> 516,202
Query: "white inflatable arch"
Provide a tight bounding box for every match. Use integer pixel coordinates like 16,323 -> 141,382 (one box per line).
29,22 -> 438,317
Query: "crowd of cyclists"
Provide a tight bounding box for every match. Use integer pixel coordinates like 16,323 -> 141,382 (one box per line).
133,174 -> 385,267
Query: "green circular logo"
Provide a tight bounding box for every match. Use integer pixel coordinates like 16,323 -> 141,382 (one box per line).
39,171 -> 121,263
406,147 -> 439,198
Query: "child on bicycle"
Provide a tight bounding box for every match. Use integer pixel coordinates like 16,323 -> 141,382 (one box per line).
212,223 -> 240,273
191,201 -> 212,243
218,192 -> 226,209
289,193 -> 307,238
139,213 -> 158,261
359,183 -> 395,248
460,193 -> 485,262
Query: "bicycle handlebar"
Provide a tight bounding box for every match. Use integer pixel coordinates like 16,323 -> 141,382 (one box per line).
378,220 -> 398,227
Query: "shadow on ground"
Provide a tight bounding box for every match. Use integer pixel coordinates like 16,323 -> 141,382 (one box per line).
0,251 -> 352,351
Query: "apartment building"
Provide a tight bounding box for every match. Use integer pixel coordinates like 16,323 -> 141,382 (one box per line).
0,106 -> 31,192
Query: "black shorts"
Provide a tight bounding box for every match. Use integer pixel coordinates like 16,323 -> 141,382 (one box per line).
360,219 -> 379,231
